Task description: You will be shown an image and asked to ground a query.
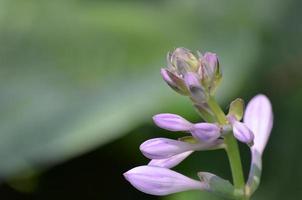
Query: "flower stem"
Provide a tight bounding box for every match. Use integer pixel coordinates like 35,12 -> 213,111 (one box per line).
207,96 -> 247,199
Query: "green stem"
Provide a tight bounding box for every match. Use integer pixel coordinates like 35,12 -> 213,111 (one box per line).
207,96 -> 247,199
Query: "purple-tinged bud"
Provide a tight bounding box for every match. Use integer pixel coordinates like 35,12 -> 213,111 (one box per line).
124,166 -> 204,196
160,68 -> 188,95
140,138 -> 196,159
148,151 -> 193,168
140,138 -> 224,160
153,113 -> 192,132
169,47 -> 199,76
245,95 -> 273,196
244,94 -> 273,155
199,52 -> 222,94
232,121 -> 254,146
202,52 -> 219,79
190,123 -> 221,142
184,72 -> 208,103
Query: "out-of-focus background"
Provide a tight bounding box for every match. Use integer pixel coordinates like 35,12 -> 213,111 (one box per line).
0,0 -> 302,199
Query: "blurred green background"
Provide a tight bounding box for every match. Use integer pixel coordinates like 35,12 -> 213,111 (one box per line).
0,0 -> 302,199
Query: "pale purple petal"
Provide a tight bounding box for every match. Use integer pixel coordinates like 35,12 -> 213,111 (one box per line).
140,138 -> 196,159
232,121 -> 254,145
148,151 -> 193,168
161,68 -> 177,87
124,166 -> 203,196
153,113 -> 192,131
184,72 -> 207,102
184,72 -> 201,88
190,123 -> 220,142
244,94 -> 273,154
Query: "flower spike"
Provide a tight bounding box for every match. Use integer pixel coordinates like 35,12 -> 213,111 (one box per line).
125,48 -> 274,200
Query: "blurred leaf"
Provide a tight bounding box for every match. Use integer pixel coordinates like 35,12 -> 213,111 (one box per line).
0,0 -> 287,178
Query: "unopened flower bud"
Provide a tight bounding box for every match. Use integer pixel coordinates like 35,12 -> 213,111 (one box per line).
160,68 -> 189,95
190,123 -> 221,142
140,138 -> 196,159
170,47 -> 199,76
153,113 -> 192,132
124,166 -> 203,196
244,95 -> 273,196
140,138 -> 224,160
244,94 -> 273,155
184,72 -> 208,103
200,52 -> 222,94
232,121 -> 254,146
203,53 -> 219,76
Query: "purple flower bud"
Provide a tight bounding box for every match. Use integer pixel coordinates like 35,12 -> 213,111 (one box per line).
232,121 -> 254,146
244,94 -> 273,155
160,68 -> 188,95
140,138 -> 196,159
199,52 -> 222,94
148,151 -> 193,168
184,72 -> 208,102
160,68 -> 179,90
190,123 -> 221,142
202,52 -> 219,79
140,138 -> 223,160
124,166 -> 203,196
153,113 -> 192,132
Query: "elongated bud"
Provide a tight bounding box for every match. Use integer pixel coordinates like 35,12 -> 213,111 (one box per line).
170,47 -> 199,76
148,151 -> 193,168
245,94 -> 273,196
184,72 -> 208,103
244,94 -> 273,155
202,53 -> 219,79
153,113 -> 192,132
160,68 -> 188,95
190,123 -> 221,142
124,166 -> 203,196
228,98 -> 244,121
198,172 -> 236,199
232,121 -> 254,146
200,52 -> 222,94
140,138 -> 224,159
140,138 -> 196,159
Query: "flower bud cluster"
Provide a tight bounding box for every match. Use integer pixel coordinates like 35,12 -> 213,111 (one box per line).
161,48 -> 221,101
124,48 -> 273,199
